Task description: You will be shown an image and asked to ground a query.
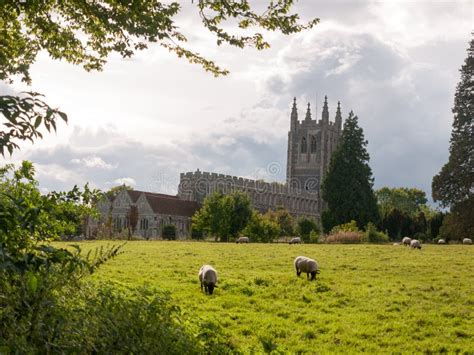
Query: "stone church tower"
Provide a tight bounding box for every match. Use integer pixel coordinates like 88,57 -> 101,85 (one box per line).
286,96 -> 343,210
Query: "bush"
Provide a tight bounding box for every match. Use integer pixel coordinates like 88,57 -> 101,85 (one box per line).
296,217 -> 320,242
309,230 -> 320,243
330,220 -> 360,234
162,224 -> 177,240
364,223 -> 389,243
324,231 -> 364,244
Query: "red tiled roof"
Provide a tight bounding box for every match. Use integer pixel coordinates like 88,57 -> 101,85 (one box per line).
144,194 -> 200,217
126,190 -> 143,203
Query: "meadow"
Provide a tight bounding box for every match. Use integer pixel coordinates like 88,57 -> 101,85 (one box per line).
66,241 -> 474,353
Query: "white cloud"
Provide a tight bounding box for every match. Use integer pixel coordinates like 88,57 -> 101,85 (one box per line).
70,155 -> 116,170
113,177 -> 136,187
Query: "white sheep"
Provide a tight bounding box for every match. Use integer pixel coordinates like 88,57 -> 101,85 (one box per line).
402,237 -> 412,246
294,256 -> 320,280
410,239 -> 422,249
438,239 -> 446,244
289,237 -> 302,244
198,264 -> 218,295
236,236 -> 249,244
393,242 -> 400,246
463,238 -> 472,245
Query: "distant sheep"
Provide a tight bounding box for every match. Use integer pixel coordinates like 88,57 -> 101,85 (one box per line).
236,236 -> 249,244
438,239 -> 446,244
294,256 -> 320,280
289,237 -> 302,244
410,239 -> 422,249
402,237 -> 412,246
393,242 -> 400,246
198,265 -> 218,295
463,238 -> 472,245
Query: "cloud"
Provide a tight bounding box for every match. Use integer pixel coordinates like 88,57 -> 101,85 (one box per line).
71,155 -> 116,170
113,177 -> 136,187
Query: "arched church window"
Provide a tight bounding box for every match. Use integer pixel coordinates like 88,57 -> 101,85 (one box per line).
310,135 -> 317,153
301,136 -> 307,153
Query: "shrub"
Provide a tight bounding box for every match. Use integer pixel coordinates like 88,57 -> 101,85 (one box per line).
330,220 -> 360,234
364,223 -> 389,243
296,217 -> 320,242
325,231 -> 364,244
162,224 -> 177,240
309,230 -> 320,243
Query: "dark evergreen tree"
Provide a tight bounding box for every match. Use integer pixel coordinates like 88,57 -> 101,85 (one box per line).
432,35 -> 474,240
321,111 -> 380,232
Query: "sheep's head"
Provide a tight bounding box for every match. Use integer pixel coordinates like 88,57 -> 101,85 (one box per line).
310,271 -> 317,280
208,283 -> 215,295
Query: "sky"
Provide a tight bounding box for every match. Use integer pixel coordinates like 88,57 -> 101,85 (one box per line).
2,0 -> 473,201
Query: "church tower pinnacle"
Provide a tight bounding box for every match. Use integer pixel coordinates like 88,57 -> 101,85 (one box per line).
322,95 -> 329,124
305,102 -> 312,121
290,97 -> 298,130
335,101 -> 342,130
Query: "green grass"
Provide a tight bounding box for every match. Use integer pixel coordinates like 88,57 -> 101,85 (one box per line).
61,241 -> 474,353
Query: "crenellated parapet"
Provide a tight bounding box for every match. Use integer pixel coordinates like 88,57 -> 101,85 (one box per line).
178,170 -> 320,219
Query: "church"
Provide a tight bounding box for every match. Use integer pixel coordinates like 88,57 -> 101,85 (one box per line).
93,97 -> 343,239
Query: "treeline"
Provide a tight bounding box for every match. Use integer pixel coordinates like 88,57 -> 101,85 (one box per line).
191,191 -> 320,243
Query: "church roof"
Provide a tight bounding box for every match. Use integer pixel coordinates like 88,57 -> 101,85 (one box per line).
144,194 -> 200,217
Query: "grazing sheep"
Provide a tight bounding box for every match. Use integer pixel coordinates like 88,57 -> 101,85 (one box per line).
463,238 -> 472,245
438,239 -> 446,244
236,236 -> 249,244
289,237 -> 302,244
294,256 -> 320,280
393,242 -> 400,246
410,239 -> 422,249
198,265 -> 218,295
402,237 -> 412,246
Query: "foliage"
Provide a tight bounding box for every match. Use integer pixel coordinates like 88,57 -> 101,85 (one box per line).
265,207 -> 294,236
0,161 -> 101,249
432,36 -> 473,208
432,36 -> 474,241
1,1 -> 318,84
375,187 -> 428,217
79,241 -> 474,353
192,191 -> 252,242
1,1 -> 317,155
191,226 -> 204,240
242,211 -> 280,243
296,216 -> 320,242
330,220 -> 360,234
106,184 -> 133,199
321,112 -> 380,232
162,224 -> 177,240
324,231 -> 364,244
309,230 -> 320,244
364,223 -> 389,243
438,198 -> 474,242
0,92 -> 67,156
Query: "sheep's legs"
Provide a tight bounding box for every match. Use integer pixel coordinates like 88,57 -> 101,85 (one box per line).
200,282 -> 203,292
296,269 -> 301,277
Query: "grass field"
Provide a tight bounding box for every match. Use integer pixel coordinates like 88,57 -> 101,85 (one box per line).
64,241 -> 474,353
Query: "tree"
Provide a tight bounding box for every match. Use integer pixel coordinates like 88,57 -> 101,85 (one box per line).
375,187 -> 428,217
1,1 -> 318,155
106,184 -> 134,199
192,191 -> 252,242
162,224 -> 177,240
264,207 -> 294,236
242,211 -> 280,243
296,216 -> 319,242
432,36 -> 474,240
321,111 -> 380,232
